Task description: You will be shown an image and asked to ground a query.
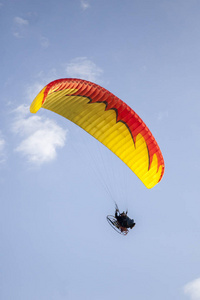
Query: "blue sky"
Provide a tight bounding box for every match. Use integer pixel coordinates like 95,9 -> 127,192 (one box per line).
1,0 -> 200,299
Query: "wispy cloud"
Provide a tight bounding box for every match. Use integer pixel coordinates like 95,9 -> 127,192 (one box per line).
14,16 -> 29,26
40,36 -> 50,49
80,0 -> 90,10
13,16 -> 29,38
0,132 -> 6,164
26,82 -> 45,102
157,110 -> 169,121
66,57 -> 103,82
184,278 -> 200,300
25,69 -> 58,101
12,105 -> 67,165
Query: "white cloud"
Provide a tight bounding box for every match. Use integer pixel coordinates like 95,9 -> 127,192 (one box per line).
80,0 -> 90,10
14,17 -> 29,26
66,57 -> 103,82
12,105 -> 67,165
184,278 -> 200,300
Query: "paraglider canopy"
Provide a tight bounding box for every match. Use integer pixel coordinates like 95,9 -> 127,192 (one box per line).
30,78 -> 164,189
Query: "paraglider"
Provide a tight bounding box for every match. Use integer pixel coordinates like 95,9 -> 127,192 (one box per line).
107,204 -> 135,235
30,78 -> 165,235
